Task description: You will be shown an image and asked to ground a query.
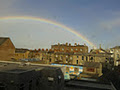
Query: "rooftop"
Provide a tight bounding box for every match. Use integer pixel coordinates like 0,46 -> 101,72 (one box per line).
0,37 -> 9,45
83,62 -> 101,68
15,48 -> 29,53
0,62 -> 43,74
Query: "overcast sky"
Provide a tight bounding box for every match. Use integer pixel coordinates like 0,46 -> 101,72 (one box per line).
0,0 -> 120,49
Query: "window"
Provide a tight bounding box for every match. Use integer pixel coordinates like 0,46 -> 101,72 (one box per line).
49,58 -> 51,62
90,57 -> 93,60
117,54 -> 119,58
86,56 -> 88,61
48,77 -> 54,86
76,48 -> 78,51
55,59 -> 57,61
80,49 -> 82,51
76,60 -> 78,64
77,56 -> 79,58
56,55 -> 58,57
71,48 -> 73,51
117,50 -> 119,53
60,56 -> 62,60
70,57 -> 72,60
66,55 -> 68,58
66,59 -> 68,63
82,56 -> 84,60
58,75 -> 62,84
87,68 -> 95,72
62,48 -> 64,51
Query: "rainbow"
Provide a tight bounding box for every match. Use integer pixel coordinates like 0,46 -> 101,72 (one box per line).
0,16 -> 96,48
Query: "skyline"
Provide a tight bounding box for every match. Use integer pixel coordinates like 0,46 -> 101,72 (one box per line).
0,0 -> 120,49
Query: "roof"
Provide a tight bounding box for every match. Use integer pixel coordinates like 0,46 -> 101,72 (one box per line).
90,48 -> 111,55
65,80 -> 113,90
52,44 -> 87,47
0,62 -> 42,74
111,46 -> 120,49
15,48 -> 29,53
0,37 -> 9,45
54,52 -> 74,55
83,62 -> 101,68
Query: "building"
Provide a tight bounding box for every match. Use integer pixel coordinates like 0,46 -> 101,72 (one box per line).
0,62 -> 64,90
0,37 -> 15,60
15,48 -> 30,60
51,43 -> 88,53
28,49 -> 51,63
50,52 -> 112,66
80,62 -> 102,79
65,79 -> 115,90
109,46 -> 120,66
90,46 -> 113,68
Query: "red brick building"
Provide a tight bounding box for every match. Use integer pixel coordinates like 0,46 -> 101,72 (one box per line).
51,43 -> 88,53
0,37 -> 15,60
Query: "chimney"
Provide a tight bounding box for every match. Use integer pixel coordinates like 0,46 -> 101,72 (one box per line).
74,43 -> 77,46
69,43 -> 71,46
58,43 -> 60,45
84,43 -> 86,46
42,48 -> 44,51
66,42 -> 68,46
38,48 -> 41,51
99,44 -> 101,49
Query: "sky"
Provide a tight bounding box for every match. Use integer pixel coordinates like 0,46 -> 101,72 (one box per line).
0,0 -> 120,49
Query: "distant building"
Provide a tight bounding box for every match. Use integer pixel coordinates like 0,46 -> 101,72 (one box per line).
51,43 -> 88,53
80,62 -> 102,79
51,62 -> 103,80
29,49 -> 54,64
109,46 -> 120,66
0,37 -> 15,60
50,52 -> 112,67
90,46 -> 113,68
15,48 -> 30,60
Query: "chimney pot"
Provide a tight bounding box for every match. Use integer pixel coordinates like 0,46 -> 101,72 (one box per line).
74,43 -> 77,46
66,42 -> 68,46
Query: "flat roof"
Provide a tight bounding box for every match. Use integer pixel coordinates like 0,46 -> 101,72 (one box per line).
66,80 -> 114,90
0,62 -> 43,74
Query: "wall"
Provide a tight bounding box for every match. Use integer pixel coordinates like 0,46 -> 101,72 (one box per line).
0,39 -> 15,60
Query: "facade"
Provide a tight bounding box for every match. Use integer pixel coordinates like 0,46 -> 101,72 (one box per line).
28,49 -> 51,63
51,62 -> 103,80
50,52 -> 112,66
28,49 -> 112,67
109,46 -> 120,66
0,62 -> 64,90
0,37 -> 15,60
15,48 -> 30,60
90,47 -> 113,68
51,43 -> 88,53
80,62 -> 103,78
